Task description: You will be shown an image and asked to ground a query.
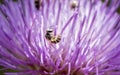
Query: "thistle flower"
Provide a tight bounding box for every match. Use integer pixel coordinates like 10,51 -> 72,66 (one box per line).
0,0 -> 120,75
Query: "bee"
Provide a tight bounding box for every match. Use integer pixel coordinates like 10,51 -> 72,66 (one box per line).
70,0 -> 78,10
45,29 -> 61,44
34,0 -> 42,10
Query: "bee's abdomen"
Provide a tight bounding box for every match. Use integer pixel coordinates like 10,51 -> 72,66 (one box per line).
51,36 -> 61,44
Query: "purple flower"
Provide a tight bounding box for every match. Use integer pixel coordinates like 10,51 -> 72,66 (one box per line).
0,0 -> 120,75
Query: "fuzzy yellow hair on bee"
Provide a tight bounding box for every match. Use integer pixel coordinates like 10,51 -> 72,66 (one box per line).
50,35 -> 61,44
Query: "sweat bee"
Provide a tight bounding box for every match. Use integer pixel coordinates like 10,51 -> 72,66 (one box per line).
45,29 -> 61,44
